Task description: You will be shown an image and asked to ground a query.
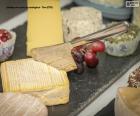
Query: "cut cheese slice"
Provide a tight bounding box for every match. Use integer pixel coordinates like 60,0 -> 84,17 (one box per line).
0,59 -> 69,105
27,0 -> 63,56
115,87 -> 140,116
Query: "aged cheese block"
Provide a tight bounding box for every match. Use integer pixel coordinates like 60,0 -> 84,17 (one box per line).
115,87 -> 140,116
0,58 -> 69,105
62,7 -> 103,42
133,0 -> 140,28
27,0 -> 63,56
0,93 -> 48,116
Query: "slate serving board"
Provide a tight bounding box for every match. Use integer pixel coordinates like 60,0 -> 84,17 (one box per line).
0,23 -> 140,116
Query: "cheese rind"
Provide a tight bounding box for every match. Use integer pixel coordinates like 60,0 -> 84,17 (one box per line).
29,86 -> 69,106
27,0 -> 63,56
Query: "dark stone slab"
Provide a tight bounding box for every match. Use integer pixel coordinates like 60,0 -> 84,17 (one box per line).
0,0 -> 27,24
0,23 -> 140,116
95,99 -> 115,116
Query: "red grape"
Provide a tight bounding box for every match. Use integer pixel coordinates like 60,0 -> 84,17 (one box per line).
84,52 -> 99,68
72,50 -> 84,63
0,29 -> 11,42
75,62 -> 84,74
91,40 -> 105,53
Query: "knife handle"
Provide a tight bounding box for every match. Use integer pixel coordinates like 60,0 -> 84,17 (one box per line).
71,21 -> 129,47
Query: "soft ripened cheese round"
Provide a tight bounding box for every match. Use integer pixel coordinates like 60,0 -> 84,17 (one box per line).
0,93 -> 48,116
62,7 -> 103,42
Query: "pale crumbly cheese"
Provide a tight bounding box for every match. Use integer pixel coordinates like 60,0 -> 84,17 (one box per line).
0,59 -> 69,105
62,7 -> 103,42
27,0 -> 63,56
115,87 -> 140,116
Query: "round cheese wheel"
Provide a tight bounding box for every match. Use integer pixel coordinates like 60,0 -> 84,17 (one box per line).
0,93 -> 48,116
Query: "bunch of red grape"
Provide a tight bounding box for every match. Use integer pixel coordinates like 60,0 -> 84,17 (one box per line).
71,40 -> 105,74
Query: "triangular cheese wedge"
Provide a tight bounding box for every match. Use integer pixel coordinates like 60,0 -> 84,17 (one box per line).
1,58 -> 69,92
0,59 -> 69,106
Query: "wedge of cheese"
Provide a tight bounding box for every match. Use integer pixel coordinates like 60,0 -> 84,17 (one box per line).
115,87 -> 140,116
0,58 -> 69,106
27,0 -> 63,56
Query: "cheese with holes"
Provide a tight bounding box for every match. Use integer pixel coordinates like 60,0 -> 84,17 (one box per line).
115,87 -> 140,116
27,0 -> 63,56
0,58 -> 69,106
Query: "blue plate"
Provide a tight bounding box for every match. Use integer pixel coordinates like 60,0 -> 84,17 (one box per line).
74,0 -> 132,20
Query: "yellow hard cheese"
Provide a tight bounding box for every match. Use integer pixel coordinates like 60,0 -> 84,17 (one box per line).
27,0 -> 63,56
0,59 -> 69,105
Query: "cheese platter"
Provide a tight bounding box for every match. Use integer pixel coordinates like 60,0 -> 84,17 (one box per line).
0,22 -> 140,116
0,1 -> 140,116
